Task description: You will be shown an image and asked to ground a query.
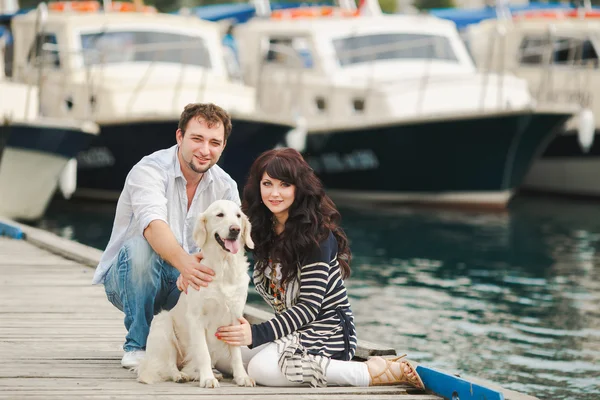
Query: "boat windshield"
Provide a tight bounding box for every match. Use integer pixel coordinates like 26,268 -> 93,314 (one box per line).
333,33 -> 458,66
80,30 -> 212,67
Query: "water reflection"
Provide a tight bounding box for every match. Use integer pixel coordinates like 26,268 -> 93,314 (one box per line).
31,194 -> 600,400
34,199 -> 116,250
339,196 -> 600,399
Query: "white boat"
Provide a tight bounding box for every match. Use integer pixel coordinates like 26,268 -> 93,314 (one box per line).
466,7 -> 600,197
0,12 -> 99,221
9,2 -> 293,201
231,1 -> 575,209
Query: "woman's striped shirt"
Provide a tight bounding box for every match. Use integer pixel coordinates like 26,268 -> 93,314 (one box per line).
251,231 -> 358,366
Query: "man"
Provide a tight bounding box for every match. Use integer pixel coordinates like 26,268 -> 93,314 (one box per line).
92,103 -> 240,368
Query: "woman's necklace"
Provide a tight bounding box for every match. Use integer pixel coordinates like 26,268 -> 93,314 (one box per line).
267,258 -> 285,312
268,217 -> 286,312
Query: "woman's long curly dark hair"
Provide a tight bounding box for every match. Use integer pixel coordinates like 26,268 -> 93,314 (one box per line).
242,148 -> 351,284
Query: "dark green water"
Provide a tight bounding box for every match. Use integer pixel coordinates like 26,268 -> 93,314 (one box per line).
32,194 -> 600,400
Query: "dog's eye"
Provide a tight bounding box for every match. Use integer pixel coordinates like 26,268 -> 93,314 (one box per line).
217,213 -> 224,217
237,214 -> 241,218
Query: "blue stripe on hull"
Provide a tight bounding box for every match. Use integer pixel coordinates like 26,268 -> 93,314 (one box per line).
304,112 -> 570,195
4,123 -> 96,159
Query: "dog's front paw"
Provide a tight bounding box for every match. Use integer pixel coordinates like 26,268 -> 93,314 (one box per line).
172,371 -> 193,383
234,375 -> 256,387
180,364 -> 198,381
212,368 -> 224,380
199,378 -> 220,388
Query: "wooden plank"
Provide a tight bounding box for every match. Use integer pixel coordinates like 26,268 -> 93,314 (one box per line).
0,394 -> 441,400
0,353 -> 122,361
0,218 -> 103,268
0,377 -> 415,393
0,341 -> 125,354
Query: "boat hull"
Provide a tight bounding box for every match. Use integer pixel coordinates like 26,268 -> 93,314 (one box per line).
0,122 -> 97,221
521,129 -> 600,197
75,118 -> 291,200
303,111 -> 571,209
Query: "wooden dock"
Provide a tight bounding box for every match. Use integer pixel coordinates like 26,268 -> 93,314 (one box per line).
0,218 -> 538,400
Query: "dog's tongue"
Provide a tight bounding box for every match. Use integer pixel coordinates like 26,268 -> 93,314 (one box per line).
224,239 -> 240,254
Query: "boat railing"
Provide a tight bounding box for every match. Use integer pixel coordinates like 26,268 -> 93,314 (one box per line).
30,30 -> 248,119
253,32 -> 527,118
481,22 -> 594,110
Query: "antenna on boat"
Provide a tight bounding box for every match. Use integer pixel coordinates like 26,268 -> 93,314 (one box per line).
251,0 -> 272,17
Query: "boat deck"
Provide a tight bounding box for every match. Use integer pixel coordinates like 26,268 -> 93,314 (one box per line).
0,218 -> 538,400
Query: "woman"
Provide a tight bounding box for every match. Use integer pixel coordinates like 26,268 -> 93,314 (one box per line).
215,148 -> 425,389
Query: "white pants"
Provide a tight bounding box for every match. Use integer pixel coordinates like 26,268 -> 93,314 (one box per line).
215,343 -> 371,387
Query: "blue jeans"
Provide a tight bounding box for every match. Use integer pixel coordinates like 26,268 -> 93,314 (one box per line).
103,236 -> 181,352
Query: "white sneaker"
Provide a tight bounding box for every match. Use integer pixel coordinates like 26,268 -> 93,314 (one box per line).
121,350 -> 146,369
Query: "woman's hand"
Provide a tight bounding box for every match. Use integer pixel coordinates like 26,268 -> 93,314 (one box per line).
216,317 -> 252,346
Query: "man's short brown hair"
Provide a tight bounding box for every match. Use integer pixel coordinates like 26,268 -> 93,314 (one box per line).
178,103 -> 233,141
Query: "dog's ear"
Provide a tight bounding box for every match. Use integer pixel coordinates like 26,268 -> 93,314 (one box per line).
242,213 -> 254,250
193,213 -> 208,248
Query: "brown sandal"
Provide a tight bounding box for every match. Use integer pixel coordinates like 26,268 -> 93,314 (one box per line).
366,354 -> 425,389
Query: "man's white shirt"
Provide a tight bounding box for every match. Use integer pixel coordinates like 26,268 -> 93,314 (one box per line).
92,145 -> 240,284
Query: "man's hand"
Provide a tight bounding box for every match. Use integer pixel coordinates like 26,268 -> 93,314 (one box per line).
176,252 -> 214,293
176,275 -> 186,293
216,317 -> 252,346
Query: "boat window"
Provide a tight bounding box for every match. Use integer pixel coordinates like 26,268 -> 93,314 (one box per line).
333,33 -> 458,66
519,35 -> 598,67
80,31 -> 212,68
264,37 -> 313,69
518,36 -> 546,65
27,33 -> 60,68
554,37 -> 598,66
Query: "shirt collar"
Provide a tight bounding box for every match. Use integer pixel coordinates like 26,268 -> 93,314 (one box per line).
173,145 -> 185,181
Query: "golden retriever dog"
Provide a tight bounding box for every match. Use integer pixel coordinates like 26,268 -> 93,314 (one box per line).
136,199 -> 255,388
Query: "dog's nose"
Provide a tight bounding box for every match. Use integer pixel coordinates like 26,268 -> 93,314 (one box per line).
229,225 -> 240,237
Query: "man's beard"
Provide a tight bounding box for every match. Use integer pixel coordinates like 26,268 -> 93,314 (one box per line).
188,158 -> 212,174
